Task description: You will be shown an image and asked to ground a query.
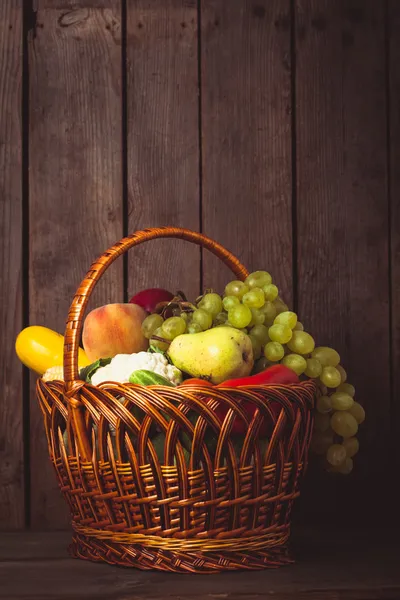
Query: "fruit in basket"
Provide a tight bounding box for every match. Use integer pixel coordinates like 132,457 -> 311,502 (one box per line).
129,288 -> 174,313
15,325 -> 90,375
168,327 -> 254,384
82,303 -> 148,361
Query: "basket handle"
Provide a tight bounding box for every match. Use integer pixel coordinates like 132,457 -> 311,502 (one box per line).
63,227 -> 249,387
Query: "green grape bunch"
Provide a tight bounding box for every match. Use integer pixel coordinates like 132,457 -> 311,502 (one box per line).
140,268 -> 365,475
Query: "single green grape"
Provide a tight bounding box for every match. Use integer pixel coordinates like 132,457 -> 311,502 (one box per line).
250,324 -> 270,346
161,316 -> 187,340
342,437 -> 359,458
224,280 -> 249,299
268,324 -> 293,344
187,322 -> 202,334
317,381 -> 329,396
264,341 -> 285,362
337,382 -> 355,397
222,295 -> 240,311
249,334 -> 262,360
282,353 -> 307,375
263,283 -> 279,301
261,301 -> 277,323
150,327 -> 170,351
312,346 -> 341,367
242,287 -> 265,309
336,365 -> 347,383
310,429 -> 334,454
316,395 -> 332,414
213,311 -> 228,325
348,402 -> 365,424
314,412 -> 331,433
141,313 -> 164,339
287,331 -> 315,354
330,392 -> 354,411
331,456 -> 353,474
198,292 -> 223,316
245,270 -> 272,289
228,304 -> 252,328
180,312 -> 189,322
274,298 -> 289,314
192,308 -> 213,331
293,321 -> 304,331
248,307 -> 265,327
274,311 -> 298,330
305,357 -> 322,378
320,366 -> 342,388
253,356 -> 273,374
326,444 -> 347,467
331,411 -> 358,438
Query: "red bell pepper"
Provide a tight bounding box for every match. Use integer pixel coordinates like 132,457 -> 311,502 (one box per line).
218,365 -> 299,388
215,365 -> 299,435
180,378 -> 214,387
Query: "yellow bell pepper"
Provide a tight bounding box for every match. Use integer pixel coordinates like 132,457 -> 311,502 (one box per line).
15,325 -> 90,375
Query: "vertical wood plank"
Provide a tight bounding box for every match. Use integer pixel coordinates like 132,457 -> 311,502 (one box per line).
0,1 -> 24,529
29,2 -> 123,528
201,0 -> 293,303
295,0 -> 389,520
126,0 -> 200,301
389,0 -> 400,470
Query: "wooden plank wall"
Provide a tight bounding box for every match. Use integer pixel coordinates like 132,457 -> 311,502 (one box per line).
0,0 -> 397,530
0,0 -> 23,529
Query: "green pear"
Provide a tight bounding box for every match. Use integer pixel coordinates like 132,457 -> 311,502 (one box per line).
168,327 -> 254,384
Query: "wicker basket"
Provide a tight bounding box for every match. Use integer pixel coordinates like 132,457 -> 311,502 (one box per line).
36,227 -> 316,573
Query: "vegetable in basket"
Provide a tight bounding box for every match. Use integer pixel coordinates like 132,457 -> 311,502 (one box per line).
181,365 -> 299,436
215,365 -> 299,435
81,351 -> 182,386
15,325 -> 90,375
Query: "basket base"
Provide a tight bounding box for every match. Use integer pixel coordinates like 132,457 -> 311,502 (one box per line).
69,533 -> 294,573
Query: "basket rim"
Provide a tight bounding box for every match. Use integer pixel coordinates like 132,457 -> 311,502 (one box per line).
40,377 -> 318,392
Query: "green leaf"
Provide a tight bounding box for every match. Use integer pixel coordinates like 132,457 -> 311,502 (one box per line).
79,357 -> 112,383
148,345 -> 173,364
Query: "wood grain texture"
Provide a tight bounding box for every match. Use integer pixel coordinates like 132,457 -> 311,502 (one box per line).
29,4 -> 123,528
1,528 -> 399,599
0,1 -> 24,530
201,0 -> 293,302
35,1 -> 120,9
126,0 -> 200,301
295,0 -> 389,520
389,1 -> 400,471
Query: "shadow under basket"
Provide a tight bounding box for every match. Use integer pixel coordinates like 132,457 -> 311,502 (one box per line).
36,227 -> 317,574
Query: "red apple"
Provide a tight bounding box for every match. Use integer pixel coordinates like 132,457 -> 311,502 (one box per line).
129,288 -> 174,314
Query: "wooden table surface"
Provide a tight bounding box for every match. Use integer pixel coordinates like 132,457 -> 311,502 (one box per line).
1,526 -> 399,599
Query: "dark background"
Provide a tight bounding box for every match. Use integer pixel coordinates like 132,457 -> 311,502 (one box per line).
0,0 -> 398,531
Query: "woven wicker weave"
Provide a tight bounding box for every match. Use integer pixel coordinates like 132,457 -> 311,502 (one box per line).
36,227 -> 316,573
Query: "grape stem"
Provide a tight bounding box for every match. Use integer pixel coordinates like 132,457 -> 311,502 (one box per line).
151,335 -> 171,346
156,297 -> 196,318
